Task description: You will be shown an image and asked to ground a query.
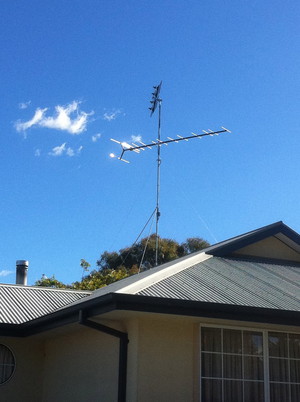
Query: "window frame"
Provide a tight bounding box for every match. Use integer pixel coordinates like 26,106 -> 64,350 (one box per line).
0,344 -> 16,386
199,324 -> 300,402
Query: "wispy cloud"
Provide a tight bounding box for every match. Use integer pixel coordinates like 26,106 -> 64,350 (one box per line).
103,109 -> 122,122
66,147 -> 75,157
0,270 -> 13,277
91,133 -> 101,142
131,135 -> 142,143
15,108 -> 47,132
35,149 -> 41,157
49,143 -> 66,156
15,101 -> 93,135
19,100 -> 31,109
49,143 -> 83,157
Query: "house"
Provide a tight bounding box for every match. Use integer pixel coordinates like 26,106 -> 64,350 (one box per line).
0,221 -> 299,402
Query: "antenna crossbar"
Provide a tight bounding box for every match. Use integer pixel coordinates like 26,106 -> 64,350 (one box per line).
110,127 -> 230,161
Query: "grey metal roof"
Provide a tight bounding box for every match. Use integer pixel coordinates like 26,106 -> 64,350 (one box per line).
2,222 -> 300,327
0,284 -> 91,324
137,257 -> 300,311
87,250 -> 203,299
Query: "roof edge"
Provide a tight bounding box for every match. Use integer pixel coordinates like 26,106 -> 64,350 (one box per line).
205,221 -> 300,257
2,292 -> 300,337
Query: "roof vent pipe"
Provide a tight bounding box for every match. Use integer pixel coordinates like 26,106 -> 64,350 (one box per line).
16,260 -> 29,285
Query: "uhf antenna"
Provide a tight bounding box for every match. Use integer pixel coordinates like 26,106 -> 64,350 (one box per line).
110,82 -> 231,267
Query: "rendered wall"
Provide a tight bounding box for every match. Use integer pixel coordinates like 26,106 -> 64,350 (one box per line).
2,316 -> 296,402
135,317 -> 195,402
0,336 -> 44,402
42,326 -> 119,402
234,236 -> 300,262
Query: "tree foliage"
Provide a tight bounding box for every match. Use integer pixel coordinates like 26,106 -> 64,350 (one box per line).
97,234 -> 209,272
72,266 -> 134,291
181,237 -> 211,254
35,275 -> 68,289
35,235 -> 210,291
80,258 -> 91,280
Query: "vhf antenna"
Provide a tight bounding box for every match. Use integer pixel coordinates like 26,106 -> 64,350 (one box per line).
110,82 -> 231,267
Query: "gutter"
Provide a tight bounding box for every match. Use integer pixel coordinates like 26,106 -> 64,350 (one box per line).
1,293 -> 300,338
79,310 -> 128,402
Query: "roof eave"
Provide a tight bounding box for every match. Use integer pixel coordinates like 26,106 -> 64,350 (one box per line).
1,293 -> 300,337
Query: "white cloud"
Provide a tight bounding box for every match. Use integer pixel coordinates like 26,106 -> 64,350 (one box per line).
103,109 -> 122,122
49,143 -> 66,156
0,270 -> 13,277
15,107 -> 47,132
92,133 -> 101,142
35,149 -> 41,157
19,100 -> 31,109
66,147 -> 75,157
49,143 -> 83,157
131,135 -> 142,143
15,101 -> 93,135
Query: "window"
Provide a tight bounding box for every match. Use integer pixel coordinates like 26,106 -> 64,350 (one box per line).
0,345 -> 15,385
269,332 -> 300,402
200,326 -> 300,402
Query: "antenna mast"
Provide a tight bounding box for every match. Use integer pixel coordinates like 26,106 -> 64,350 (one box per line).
149,81 -> 162,266
110,82 -> 231,269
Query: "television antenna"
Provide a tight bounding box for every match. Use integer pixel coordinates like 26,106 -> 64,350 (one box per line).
110,82 -> 231,267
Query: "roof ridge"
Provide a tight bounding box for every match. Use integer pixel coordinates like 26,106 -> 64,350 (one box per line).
115,252 -> 212,295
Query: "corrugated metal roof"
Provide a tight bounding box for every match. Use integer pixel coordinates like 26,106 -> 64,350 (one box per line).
0,285 -> 91,324
2,257 -> 300,326
137,257 -> 300,311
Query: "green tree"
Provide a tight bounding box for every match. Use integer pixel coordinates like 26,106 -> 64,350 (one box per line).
80,259 -> 91,280
97,234 -> 209,271
72,266 -> 129,291
35,274 -> 69,289
97,234 -> 182,271
181,237 -> 210,254
36,235 -> 210,291
97,251 -> 121,271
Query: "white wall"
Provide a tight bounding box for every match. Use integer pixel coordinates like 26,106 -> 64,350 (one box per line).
135,317 -> 195,402
2,314 -> 298,402
0,337 -> 44,402
42,326 -> 119,402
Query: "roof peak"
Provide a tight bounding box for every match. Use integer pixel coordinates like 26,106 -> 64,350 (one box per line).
206,221 -> 300,258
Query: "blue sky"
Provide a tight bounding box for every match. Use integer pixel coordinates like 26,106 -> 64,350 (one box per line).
0,0 -> 299,285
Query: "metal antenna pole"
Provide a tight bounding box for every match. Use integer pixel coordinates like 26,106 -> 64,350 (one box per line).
155,99 -> 162,266
110,81 -> 232,270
